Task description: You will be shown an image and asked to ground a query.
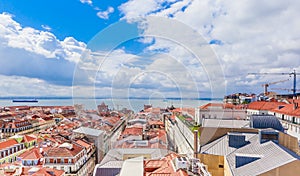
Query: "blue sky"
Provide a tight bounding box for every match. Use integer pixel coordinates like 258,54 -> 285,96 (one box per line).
0,0 -> 128,42
0,0 -> 300,99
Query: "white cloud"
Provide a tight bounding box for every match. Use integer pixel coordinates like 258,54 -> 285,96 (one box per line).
0,13 -> 86,63
0,12 -> 88,91
41,24 -> 51,31
119,0 -> 159,22
119,0 -> 192,22
0,74 -> 72,97
2,0 -> 300,98
97,7 -> 114,20
80,0 -> 92,5
118,0 -> 300,95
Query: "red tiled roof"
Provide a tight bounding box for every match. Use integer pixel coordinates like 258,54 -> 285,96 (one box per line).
148,120 -> 164,126
200,103 -> 245,110
145,152 -> 188,176
19,148 -> 43,160
247,101 -> 286,111
23,135 -> 36,143
75,139 -> 92,149
45,143 -> 84,157
200,103 -> 223,109
172,108 -> 182,113
22,167 -> 65,176
271,104 -> 300,117
182,108 -> 196,117
122,127 -> 143,136
32,168 -> 65,176
144,160 -> 165,169
0,139 -> 18,150
286,99 -> 300,104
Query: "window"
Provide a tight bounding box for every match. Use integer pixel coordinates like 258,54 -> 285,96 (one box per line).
292,117 -> 296,123
219,164 -> 224,168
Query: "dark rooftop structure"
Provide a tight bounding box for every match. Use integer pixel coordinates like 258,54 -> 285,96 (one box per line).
250,115 -> 284,132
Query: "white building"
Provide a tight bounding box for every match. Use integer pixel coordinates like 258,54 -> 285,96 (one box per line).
247,100 -> 300,140
195,103 -> 247,125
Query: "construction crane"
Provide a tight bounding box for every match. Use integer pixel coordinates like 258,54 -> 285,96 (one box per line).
248,70 -> 300,97
261,79 -> 289,96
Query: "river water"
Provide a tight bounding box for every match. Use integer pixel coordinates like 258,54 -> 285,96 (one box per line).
0,98 -> 221,112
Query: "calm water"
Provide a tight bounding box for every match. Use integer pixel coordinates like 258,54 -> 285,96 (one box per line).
0,98 -> 221,112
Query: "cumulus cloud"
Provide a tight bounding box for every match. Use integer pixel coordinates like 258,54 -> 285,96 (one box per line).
0,74 -> 72,97
0,13 -> 86,63
97,7 -> 114,20
118,0 -> 300,95
119,0 -> 191,22
0,12 -> 87,89
2,0 -> 300,98
73,42 -> 213,99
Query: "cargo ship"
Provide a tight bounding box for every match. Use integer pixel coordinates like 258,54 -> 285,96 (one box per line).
12,99 -> 38,103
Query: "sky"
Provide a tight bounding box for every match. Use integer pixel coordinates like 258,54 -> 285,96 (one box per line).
0,0 -> 300,99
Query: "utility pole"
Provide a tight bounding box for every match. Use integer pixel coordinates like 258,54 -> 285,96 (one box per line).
292,70 -> 297,97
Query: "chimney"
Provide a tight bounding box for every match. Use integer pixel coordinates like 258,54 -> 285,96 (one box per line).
293,101 -> 298,110
194,130 -> 198,157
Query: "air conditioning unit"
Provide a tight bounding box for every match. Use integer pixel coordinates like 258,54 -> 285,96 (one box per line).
175,157 -> 188,170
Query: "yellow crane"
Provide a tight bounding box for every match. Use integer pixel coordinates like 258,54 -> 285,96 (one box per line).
261,79 -> 289,96
248,70 -> 300,97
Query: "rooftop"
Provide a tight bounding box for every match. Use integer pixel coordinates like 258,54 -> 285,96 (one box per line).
119,157 -> 144,176
250,115 -> 285,132
200,132 -> 300,176
73,126 -> 104,136
202,119 -> 250,128
247,101 -> 286,111
0,138 -> 19,150
45,142 -> 84,157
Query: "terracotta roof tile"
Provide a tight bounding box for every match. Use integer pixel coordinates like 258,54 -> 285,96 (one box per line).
247,101 -> 286,111
145,152 -> 188,176
0,139 -> 18,150
23,135 -> 37,143
272,104 -> 300,117
19,148 -> 43,160
122,127 -> 143,136
32,168 -> 65,176
75,139 -> 92,149
45,143 -> 84,157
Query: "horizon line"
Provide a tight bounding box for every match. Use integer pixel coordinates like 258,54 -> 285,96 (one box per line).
0,96 -> 223,100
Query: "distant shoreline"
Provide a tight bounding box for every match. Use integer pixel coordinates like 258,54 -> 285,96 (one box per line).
0,97 -> 222,101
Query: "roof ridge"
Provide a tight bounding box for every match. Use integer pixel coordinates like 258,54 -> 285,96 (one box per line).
201,134 -> 228,153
